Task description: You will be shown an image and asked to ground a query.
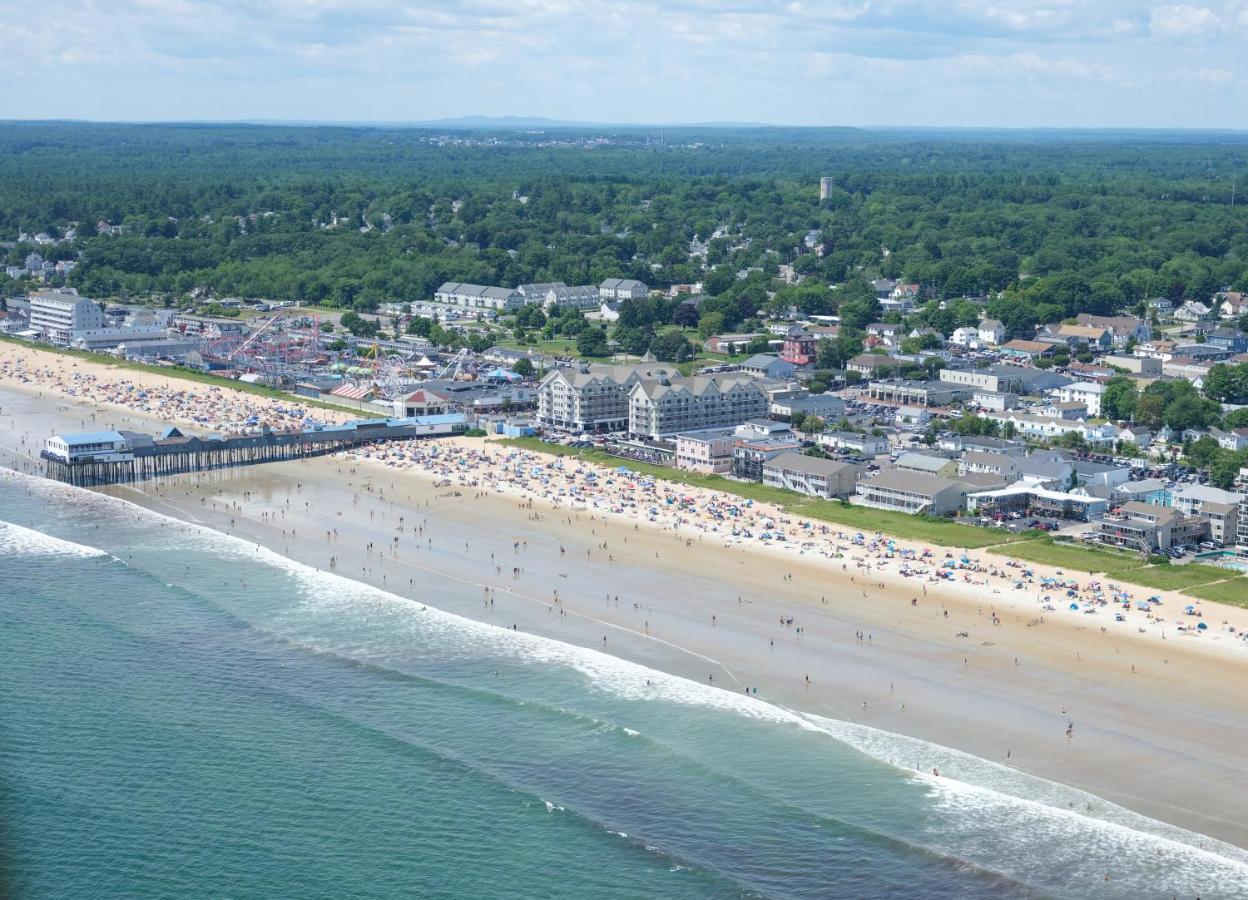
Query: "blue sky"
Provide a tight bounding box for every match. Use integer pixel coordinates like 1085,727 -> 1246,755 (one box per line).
3,0 -> 1247,127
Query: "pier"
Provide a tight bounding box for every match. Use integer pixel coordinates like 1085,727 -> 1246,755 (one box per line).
41,414 -> 467,486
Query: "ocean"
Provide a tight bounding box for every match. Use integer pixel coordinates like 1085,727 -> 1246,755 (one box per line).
3,468 -> 1247,899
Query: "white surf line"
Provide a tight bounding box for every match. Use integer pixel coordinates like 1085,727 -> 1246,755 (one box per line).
121,480 -> 741,684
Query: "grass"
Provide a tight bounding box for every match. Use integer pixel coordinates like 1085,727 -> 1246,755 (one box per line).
0,335 -> 360,416
1100,563 -> 1232,592
495,436 -> 1030,548
1181,577 -> 1248,607
986,538 -> 1140,573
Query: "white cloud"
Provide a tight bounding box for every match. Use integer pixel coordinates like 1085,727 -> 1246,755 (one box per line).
1149,4 -> 1220,37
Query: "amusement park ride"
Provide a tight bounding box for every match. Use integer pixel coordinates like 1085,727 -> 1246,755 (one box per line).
193,311 -> 474,397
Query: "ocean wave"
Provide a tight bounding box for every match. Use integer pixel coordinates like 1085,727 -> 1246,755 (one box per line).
0,519 -> 108,558
9,465 -> 1248,894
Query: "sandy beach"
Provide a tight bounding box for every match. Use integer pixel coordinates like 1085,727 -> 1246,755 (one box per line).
4,342 -> 1248,850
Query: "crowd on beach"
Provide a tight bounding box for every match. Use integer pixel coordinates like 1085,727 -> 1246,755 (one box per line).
343,438 -> 1248,648
3,344 -> 1245,649
0,351 -> 348,435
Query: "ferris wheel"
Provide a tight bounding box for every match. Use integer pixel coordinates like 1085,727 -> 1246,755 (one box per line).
376,355 -> 415,400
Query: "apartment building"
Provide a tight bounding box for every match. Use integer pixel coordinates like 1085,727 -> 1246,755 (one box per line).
434,282 -> 523,311
1097,502 -> 1208,552
762,453 -> 863,499
628,375 -> 769,439
855,470 -> 969,516
536,364 -> 673,433
598,278 -> 649,302
29,289 -> 105,345
516,282 -> 600,310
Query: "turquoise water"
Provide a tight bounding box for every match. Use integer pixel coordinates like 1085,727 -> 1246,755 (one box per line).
3,470 -> 1248,899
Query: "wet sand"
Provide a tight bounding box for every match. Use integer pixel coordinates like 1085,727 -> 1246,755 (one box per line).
3,358 -> 1248,849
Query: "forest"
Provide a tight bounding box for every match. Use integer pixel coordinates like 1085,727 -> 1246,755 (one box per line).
2,121 -> 1248,325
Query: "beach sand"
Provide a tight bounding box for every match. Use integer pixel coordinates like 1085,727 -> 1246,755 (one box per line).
3,343 -> 1248,849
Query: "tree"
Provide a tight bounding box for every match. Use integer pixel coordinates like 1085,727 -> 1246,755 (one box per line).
577,328 -> 608,357
1101,376 -> 1138,422
671,302 -> 699,328
513,358 -> 534,379
650,331 -> 693,362
1185,436 -> 1221,469
1210,455 -> 1241,491
790,412 -> 807,433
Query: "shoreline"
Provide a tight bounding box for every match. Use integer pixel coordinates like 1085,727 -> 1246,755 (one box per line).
4,344 -> 1248,850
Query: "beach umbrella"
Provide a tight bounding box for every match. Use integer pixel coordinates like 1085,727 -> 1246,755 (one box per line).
1197,621 -> 1208,630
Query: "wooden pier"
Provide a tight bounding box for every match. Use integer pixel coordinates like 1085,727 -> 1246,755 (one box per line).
41,415 -> 467,487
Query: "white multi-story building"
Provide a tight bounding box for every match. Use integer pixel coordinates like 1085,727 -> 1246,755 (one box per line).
516,282 -> 600,310
628,374 -> 769,439
29,289 -> 105,345
536,364 -> 674,433
434,282 -> 523,312
598,278 -> 648,302
1051,381 -> 1105,417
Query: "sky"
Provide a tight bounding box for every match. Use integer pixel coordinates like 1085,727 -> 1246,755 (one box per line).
2,0 -> 1247,128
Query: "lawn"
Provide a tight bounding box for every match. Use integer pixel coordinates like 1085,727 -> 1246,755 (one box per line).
1181,577 -> 1248,607
1100,563 -> 1233,592
1,335 -> 359,416
495,436 -> 1029,548
986,538 -> 1140,573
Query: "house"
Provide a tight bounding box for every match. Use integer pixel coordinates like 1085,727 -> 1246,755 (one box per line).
1097,501 -> 1208,552
762,453 -> 863,498
817,431 -> 889,457
1171,484 -> 1244,534
872,278 -> 898,300
739,354 -> 797,380
983,411 -> 1118,446
977,318 -> 1006,346
1045,323 -> 1113,350
1116,426 -> 1154,447
1204,327 -> 1248,354
1074,314 -> 1151,347
780,325 -> 817,365
1112,479 -> 1170,506
997,339 -> 1054,362
1073,460 -> 1132,489
894,406 -> 931,428
866,322 -> 903,347
1041,400 -> 1090,420
1051,382 -> 1105,416
598,278 -> 649,302
893,452 -> 959,479
1173,301 -> 1213,323
950,326 -> 980,347
1210,428 -> 1248,452
1217,291 -> 1248,320
674,427 -> 738,474
1146,297 -> 1174,315
847,354 -> 904,378
937,434 -> 1027,456
855,469 -> 969,516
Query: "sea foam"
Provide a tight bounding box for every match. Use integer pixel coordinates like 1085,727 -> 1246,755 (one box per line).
8,465 -> 1248,894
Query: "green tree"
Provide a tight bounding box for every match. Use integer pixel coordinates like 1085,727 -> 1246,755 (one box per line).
1101,376 -> 1138,422
650,331 -> 693,362
577,328 -> 609,357
512,358 -> 535,378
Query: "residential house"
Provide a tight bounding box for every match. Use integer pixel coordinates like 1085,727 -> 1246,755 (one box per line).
866,322 -> 903,348
732,434 -> 803,481
780,325 -> 816,365
1217,291 -> 1248,320
977,318 -> 1006,346
739,354 -> 797,380
847,354 -> 904,378
1112,479 -> 1170,507
950,326 -> 981,347
1074,314 -> 1151,347
959,451 -> 1021,481
1051,381 -> 1105,416
1173,301 -> 1213,323
1210,428 -> 1248,452
1044,323 -> 1113,350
